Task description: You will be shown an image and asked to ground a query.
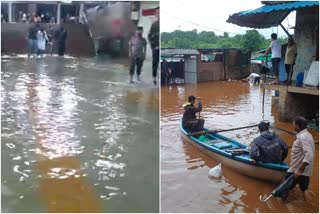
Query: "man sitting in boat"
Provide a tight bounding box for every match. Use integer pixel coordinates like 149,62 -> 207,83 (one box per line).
249,121 -> 288,164
182,95 -> 204,134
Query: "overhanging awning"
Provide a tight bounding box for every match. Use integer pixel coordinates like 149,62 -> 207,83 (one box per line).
227,1 -> 319,29
161,48 -> 200,57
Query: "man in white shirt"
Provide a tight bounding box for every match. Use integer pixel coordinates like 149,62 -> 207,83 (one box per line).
264,33 -> 282,84
242,73 -> 260,84
280,116 -> 315,201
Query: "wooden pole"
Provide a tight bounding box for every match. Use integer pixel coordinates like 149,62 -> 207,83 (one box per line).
262,87 -> 265,120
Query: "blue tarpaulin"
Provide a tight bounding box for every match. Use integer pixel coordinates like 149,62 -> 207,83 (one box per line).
239,1 -> 319,15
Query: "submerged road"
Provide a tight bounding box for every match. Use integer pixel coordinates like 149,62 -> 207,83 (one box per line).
161,82 -> 319,213
1,55 -> 159,213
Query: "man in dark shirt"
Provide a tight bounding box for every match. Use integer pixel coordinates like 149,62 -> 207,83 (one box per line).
148,8 -> 159,85
182,95 -> 204,133
249,121 -> 288,163
27,23 -> 39,58
56,26 -> 67,56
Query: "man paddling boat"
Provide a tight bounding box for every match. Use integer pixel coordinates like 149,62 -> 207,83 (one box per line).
182,95 -> 204,134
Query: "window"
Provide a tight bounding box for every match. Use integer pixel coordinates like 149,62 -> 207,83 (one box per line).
200,52 -> 223,62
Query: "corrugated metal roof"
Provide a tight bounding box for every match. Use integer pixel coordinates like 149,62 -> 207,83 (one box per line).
227,1 -> 319,29
161,48 -> 200,56
239,1 -> 319,15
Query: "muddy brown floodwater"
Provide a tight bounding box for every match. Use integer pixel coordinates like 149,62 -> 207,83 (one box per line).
161,81 -> 319,213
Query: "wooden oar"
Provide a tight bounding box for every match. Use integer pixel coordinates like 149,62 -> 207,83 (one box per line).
187,124 -> 259,136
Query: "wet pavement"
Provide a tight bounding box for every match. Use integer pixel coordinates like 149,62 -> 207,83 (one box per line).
161,81 -> 319,213
1,55 -> 159,213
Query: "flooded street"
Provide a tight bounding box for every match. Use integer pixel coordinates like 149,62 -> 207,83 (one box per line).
1,56 -> 159,213
161,81 -> 319,213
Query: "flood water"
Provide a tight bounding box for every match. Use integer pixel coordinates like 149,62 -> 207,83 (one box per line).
161,81 -> 319,213
1,55 -> 159,213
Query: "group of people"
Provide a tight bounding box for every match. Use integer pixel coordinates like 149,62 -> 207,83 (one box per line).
263,33 -> 297,84
20,12 -> 55,24
128,8 -> 159,85
1,11 -> 56,24
244,33 -> 297,85
182,96 -> 315,201
27,21 -> 67,58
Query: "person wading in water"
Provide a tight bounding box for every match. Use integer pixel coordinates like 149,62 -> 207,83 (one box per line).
128,26 -> 147,83
55,26 -> 67,56
280,116 -> 315,201
148,8 -> 159,85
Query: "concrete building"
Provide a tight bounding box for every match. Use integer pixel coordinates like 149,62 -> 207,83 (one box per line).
1,1 -> 159,57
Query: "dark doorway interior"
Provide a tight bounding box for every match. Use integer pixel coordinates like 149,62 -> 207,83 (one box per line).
61,4 -> 78,23
36,4 -> 56,23
1,3 -> 9,22
12,3 -> 28,22
167,61 -> 185,79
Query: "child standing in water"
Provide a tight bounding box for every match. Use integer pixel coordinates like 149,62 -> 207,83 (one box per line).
128,26 -> 147,83
37,27 -> 48,58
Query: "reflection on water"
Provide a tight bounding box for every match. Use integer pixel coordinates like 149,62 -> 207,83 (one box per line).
161,82 -> 319,213
1,56 -> 159,213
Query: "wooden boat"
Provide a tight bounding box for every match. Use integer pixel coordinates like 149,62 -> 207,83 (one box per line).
180,119 -> 289,183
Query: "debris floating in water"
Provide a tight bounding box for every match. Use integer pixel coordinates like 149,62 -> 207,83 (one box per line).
105,186 -> 120,191
208,163 -> 222,179
13,165 -> 29,178
19,176 -> 25,183
6,143 -> 16,149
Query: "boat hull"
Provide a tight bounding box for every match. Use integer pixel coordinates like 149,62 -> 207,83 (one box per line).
181,129 -> 287,183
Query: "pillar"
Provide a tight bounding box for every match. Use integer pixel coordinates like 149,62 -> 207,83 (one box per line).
57,3 -> 61,24
79,3 -> 84,23
8,2 -> 13,23
130,1 -> 140,25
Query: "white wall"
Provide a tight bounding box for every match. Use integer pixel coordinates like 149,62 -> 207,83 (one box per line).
294,7 -> 319,79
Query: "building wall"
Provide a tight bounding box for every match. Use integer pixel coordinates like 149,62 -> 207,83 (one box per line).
225,49 -> 250,80
294,6 -> 319,78
198,62 -> 224,82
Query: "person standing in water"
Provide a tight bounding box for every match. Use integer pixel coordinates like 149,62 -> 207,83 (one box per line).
148,8 -> 160,85
128,26 -> 147,83
56,26 -> 67,56
36,27 -> 48,58
27,22 -> 39,58
280,116 -> 315,201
